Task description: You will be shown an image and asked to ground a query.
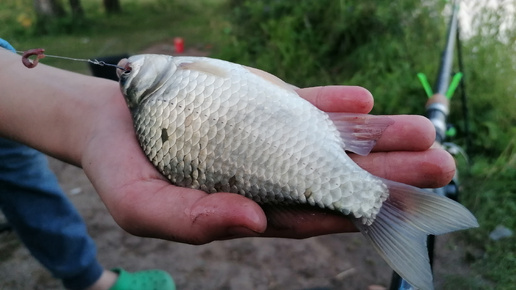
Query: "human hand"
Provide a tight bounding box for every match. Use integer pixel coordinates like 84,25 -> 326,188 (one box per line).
81,84 -> 454,244
0,50 -> 452,243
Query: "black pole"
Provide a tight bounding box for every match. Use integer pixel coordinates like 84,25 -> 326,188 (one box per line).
425,0 -> 460,275
434,3 -> 460,96
425,2 -> 460,144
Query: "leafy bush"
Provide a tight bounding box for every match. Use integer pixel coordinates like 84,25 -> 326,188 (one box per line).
458,6 -> 516,157
217,0 -> 447,114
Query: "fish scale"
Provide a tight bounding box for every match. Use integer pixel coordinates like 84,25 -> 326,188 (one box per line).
118,54 -> 478,290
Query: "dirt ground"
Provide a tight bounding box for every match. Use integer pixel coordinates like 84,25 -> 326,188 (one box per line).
0,40 -> 474,290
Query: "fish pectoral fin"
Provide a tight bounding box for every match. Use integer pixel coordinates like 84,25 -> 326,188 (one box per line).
327,113 -> 394,156
178,60 -> 229,78
353,180 -> 478,290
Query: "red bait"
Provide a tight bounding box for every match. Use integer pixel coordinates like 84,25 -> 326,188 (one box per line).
22,48 -> 46,68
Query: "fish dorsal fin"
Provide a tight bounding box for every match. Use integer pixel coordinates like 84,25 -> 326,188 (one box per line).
244,66 -> 299,92
327,113 -> 394,156
178,60 -> 228,78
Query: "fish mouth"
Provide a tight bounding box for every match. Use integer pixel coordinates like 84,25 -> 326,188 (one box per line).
116,58 -> 131,80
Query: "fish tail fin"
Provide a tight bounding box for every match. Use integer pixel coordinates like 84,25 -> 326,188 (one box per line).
353,180 -> 478,290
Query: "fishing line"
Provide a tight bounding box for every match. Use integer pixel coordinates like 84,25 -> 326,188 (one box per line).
16,49 -> 126,70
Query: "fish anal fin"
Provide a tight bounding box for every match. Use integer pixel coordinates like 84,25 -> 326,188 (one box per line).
353,180 -> 478,290
327,113 -> 394,156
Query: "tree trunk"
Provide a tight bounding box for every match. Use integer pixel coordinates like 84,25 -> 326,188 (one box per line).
103,0 -> 121,14
33,0 -> 66,18
68,0 -> 84,18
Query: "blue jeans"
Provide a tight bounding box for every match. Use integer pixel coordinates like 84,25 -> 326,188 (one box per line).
0,138 -> 103,289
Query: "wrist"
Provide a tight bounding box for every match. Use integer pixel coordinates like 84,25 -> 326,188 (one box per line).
66,77 -> 122,166
0,49 -> 121,166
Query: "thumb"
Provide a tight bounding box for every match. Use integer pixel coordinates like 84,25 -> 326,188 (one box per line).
187,192 -> 267,242
106,183 -> 267,244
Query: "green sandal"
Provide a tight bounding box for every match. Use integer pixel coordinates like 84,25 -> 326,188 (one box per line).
109,268 -> 176,290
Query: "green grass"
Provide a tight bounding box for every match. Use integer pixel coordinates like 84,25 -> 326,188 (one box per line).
459,140 -> 516,288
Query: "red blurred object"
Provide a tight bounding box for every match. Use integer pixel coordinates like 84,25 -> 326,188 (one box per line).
174,37 -> 184,53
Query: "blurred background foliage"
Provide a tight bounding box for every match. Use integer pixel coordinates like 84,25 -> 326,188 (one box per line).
1,0 -> 515,288
219,0 -> 446,114
218,0 -> 516,159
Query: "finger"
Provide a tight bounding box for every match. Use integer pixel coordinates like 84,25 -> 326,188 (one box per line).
296,86 -> 374,113
260,206 -> 358,238
114,184 -> 267,244
373,115 -> 436,152
187,192 -> 267,241
351,148 -> 456,188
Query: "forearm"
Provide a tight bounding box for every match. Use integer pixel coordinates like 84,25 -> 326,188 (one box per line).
0,48 -> 120,166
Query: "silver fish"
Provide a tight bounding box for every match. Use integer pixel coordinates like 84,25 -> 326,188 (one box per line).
117,54 -> 478,290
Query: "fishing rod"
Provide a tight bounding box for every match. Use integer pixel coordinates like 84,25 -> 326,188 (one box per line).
390,1 -> 465,289
421,2 -> 463,145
